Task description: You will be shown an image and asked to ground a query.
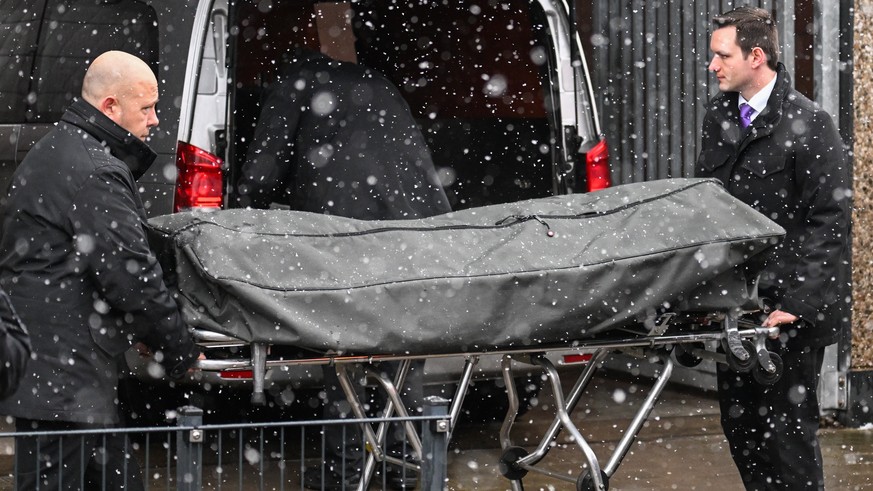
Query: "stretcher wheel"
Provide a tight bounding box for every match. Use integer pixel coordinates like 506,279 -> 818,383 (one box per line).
498,446 -> 529,480
725,339 -> 757,373
577,469 -> 609,491
674,343 -> 704,368
752,351 -> 783,386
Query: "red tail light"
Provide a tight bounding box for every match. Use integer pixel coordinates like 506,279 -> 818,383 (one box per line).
586,138 -> 611,192
174,142 -> 224,212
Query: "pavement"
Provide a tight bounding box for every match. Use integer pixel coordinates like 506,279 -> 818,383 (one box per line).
446,368 -> 873,490
0,366 -> 871,490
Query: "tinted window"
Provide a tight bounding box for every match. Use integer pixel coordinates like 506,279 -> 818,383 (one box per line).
0,0 -> 158,123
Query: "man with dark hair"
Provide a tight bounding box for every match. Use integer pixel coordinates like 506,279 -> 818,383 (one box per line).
0,50 -> 201,491
696,7 -> 851,490
696,6 -> 850,490
712,6 -> 781,71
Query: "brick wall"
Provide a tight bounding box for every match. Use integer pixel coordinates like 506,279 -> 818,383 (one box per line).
853,0 -> 873,368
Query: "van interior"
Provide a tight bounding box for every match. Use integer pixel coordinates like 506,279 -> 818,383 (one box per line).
228,0 -> 558,212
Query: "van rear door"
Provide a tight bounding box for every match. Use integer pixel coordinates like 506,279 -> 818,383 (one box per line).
173,0 -> 228,212
224,0 -> 608,212
534,0 -> 610,192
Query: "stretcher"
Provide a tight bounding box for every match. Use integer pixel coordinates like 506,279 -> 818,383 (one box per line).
191,310 -> 781,491
149,178 -> 787,490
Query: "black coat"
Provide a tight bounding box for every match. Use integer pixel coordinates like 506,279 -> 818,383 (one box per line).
237,49 -> 451,220
695,64 -> 851,348
0,100 -> 199,424
0,288 -> 29,399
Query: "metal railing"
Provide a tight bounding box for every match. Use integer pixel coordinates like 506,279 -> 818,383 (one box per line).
0,399 -> 450,491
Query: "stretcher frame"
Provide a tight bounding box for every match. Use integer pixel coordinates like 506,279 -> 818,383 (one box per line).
192,308 -> 781,491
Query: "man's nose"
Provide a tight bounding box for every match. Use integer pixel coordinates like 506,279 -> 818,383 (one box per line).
149,109 -> 159,127
708,57 -> 719,72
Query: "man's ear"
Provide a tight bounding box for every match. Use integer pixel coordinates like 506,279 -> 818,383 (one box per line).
98,96 -> 120,119
750,47 -> 767,69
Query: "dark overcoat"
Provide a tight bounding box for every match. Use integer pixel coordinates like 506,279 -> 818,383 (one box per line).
0,100 -> 199,424
695,64 -> 851,348
0,288 -> 29,399
237,49 -> 451,220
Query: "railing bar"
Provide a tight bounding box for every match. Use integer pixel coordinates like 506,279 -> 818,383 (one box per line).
299,427 -> 306,490
144,432 -> 150,491
279,427 -> 285,491
2,416 -> 441,439
100,433 -> 106,491
192,415 -> 441,432
259,427 -> 265,491
0,416 -> 442,440
238,429 -> 244,491
123,432 -> 129,491
165,432 -> 171,491
33,435 -> 40,491
52,435 -> 57,491
53,436 -> 58,491
13,434 -> 18,491
217,430 -> 223,491
319,425 -> 326,491
340,424 -> 347,489
76,435 -> 83,491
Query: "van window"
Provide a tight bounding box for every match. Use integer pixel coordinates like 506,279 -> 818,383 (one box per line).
0,0 -> 159,123
230,0 -> 556,211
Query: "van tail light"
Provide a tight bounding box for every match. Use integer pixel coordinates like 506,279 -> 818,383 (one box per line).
585,138 -> 611,192
174,142 -> 224,212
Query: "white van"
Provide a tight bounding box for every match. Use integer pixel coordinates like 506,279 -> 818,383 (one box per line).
0,0 -> 610,417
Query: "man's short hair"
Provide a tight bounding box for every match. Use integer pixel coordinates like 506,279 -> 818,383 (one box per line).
713,6 -> 780,71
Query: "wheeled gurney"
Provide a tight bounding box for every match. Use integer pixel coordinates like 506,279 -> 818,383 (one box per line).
191,309 -> 781,491
149,178 -> 786,490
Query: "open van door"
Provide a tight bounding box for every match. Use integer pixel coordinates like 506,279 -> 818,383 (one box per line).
225,0 -> 608,212
173,0 -> 228,212
534,0 -> 611,192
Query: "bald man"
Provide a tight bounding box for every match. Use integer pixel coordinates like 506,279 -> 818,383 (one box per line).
81,50 -> 161,141
0,50 -> 200,490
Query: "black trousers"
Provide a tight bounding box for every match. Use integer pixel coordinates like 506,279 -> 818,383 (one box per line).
14,419 -> 144,491
321,360 -> 424,471
717,342 -> 826,491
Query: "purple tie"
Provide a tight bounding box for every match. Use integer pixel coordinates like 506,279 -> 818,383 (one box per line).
739,103 -> 755,128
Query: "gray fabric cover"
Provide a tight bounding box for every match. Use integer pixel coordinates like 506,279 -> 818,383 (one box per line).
149,178 -> 785,355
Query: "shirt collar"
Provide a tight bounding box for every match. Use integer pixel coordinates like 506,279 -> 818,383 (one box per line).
738,72 -> 778,119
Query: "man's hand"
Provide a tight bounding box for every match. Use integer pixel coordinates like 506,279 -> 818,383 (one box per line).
763,309 -> 798,327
